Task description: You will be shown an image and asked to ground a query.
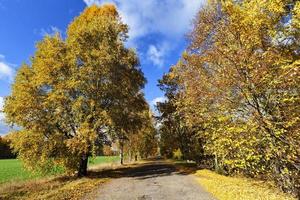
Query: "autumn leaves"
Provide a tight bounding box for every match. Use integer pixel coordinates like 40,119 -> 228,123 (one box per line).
3,5 -> 155,176
158,0 -> 299,196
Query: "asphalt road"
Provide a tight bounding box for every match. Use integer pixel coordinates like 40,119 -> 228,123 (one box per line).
92,161 -> 216,200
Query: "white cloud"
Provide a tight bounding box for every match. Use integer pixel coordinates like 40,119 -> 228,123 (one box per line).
0,62 -> 14,81
83,0 -> 101,5
82,0 -> 205,40
147,44 -> 167,67
0,97 -> 4,120
0,96 -> 7,135
150,96 -> 167,116
151,96 -> 167,107
82,0 -> 205,69
40,26 -> 61,37
0,96 -> 18,136
0,54 -> 15,81
0,57 -> 15,135
0,96 -> 12,136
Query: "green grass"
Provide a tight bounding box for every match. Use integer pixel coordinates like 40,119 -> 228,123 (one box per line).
88,156 -> 119,166
0,156 -> 119,184
0,159 -> 41,184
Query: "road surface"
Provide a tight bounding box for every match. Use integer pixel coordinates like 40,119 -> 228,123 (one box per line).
91,161 -> 216,200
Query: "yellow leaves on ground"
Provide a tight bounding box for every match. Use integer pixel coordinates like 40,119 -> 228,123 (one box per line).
0,176 -> 108,200
195,169 -> 296,200
159,0 -> 300,196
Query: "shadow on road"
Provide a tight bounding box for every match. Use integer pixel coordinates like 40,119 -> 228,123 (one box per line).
87,160 -> 199,180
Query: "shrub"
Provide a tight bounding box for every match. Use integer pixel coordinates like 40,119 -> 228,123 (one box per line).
173,148 -> 183,160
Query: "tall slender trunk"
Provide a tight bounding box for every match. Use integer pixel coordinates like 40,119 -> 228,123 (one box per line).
78,154 -> 88,177
129,150 -> 132,161
120,140 -> 124,165
214,154 -> 219,172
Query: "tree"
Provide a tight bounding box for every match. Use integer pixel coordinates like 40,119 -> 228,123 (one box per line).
157,67 -> 203,162
123,107 -> 158,162
106,89 -> 149,164
4,4 -> 147,177
164,0 -> 299,195
135,110 -> 158,159
0,136 -> 16,159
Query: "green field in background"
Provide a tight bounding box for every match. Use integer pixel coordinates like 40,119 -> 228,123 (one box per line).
0,156 -> 119,184
88,156 -> 119,166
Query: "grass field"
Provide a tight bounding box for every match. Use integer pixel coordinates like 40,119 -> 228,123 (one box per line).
88,156 -> 119,166
0,156 -> 119,184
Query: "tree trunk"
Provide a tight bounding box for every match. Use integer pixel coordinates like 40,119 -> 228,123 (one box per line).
135,155 -> 138,162
120,141 -> 124,165
78,154 -> 88,177
214,154 -> 219,172
129,150 -> 132,161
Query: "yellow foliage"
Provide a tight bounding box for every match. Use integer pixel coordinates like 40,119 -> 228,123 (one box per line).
4,4 -> 147,176
162,0 -> 300,195
195,169 -> 296,200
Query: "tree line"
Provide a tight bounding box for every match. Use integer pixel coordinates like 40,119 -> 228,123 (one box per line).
158,0 -> 299,197
0,136 -> 16,159
3,5 -> 157,177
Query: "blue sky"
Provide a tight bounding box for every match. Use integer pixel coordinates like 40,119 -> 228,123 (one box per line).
0,0 -> 204,135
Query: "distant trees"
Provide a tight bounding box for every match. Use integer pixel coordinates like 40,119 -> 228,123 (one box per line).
0,136 -> 16,159
158,0 -> 299,196
108,90 -> 149,164
124,109 -> 158,161
157,68 -> 203,162
4,4 -> 149,176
